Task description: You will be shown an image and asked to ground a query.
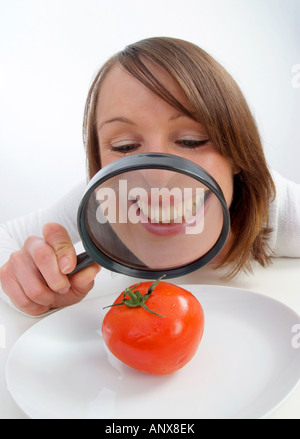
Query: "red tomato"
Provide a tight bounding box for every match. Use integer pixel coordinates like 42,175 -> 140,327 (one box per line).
101,277 -> 205,374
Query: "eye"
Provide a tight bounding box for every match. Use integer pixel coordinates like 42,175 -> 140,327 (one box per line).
176,139 -> 209,148
110,143 -> 140,154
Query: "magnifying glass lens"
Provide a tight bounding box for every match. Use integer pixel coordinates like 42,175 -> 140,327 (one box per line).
76,154 -> 229,278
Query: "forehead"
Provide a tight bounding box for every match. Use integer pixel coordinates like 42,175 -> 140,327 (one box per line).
98,64 -> 148,103
96,62 -> 190,118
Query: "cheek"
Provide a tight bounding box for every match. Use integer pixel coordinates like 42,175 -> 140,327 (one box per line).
198,154 -> 234,207
99,148 -> 118,168
215,160 -> 234,206
221,172 -> 234,207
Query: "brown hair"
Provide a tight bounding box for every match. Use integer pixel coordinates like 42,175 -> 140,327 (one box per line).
83,36 -> 276,276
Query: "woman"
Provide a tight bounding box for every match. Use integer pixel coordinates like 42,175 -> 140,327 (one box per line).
0,37 -> 299,316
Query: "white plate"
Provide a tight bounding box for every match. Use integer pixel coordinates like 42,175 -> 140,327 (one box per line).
5,285 -> 300,419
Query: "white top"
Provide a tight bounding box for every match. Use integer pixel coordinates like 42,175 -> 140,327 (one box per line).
1,171 -> 300,310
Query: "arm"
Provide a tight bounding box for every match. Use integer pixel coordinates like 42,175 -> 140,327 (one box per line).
268,170 -> 300,257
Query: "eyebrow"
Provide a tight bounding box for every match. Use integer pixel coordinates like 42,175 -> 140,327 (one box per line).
169,113 -> 193,122
98,117 -> 137,130
98,112 -> 196,131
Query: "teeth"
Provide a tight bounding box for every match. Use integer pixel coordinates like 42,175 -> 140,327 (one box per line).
136,192 -> 205,223
155,206 -> 160,222
185,197 -> 193,212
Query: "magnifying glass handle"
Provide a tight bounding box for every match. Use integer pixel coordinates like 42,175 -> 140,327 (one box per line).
67,252 -> 94,277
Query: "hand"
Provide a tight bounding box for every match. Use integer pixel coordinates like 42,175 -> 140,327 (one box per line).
0,223 -> 100,316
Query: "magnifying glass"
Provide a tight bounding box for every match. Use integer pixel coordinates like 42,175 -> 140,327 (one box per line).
69,153 -> 230,279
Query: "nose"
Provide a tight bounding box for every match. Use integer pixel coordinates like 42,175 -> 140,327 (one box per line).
141,168 -> 192,192
141,138 -> 177,186
143,134 -> 170,155
140,168 -> 174,188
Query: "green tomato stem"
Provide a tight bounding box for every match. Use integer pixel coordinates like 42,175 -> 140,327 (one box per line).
103,275 -> 166,317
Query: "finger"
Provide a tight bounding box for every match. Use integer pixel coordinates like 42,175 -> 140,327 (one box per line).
51,264 -> 101,309
7,248 -> 57,305
0,264 -> 50,316
69,263 -> 101,286
42,223 -> 77,274
25,237 -> 70,294
69,264 -> 101,297
13,256 -> 57,306
9,283 -> 50,316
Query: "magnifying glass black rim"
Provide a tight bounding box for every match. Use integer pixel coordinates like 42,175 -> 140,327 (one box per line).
77,153 -> 230,279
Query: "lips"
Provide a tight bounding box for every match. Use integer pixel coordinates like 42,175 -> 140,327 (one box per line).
126,190 -> 211,237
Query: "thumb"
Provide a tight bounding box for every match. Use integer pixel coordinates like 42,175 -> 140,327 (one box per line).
42,222 -> 77,274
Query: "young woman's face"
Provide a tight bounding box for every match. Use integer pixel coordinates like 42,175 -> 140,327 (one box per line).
96,63 -> 234,207
94,62 -> 234,267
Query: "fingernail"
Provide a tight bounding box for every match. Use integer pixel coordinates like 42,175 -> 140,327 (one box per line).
59,257 -> 71,274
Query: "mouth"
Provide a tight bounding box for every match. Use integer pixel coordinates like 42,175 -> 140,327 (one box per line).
129,190 -> 211,236
136,192 -> 204,223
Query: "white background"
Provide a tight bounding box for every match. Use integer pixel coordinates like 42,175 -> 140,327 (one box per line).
0,0 -> 299,223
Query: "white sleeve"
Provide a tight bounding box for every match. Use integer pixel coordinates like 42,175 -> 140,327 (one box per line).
0,181 -> 86,309
268,170 -> 300,257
